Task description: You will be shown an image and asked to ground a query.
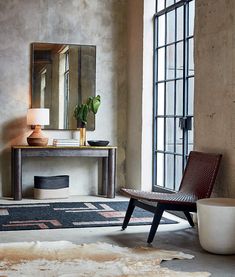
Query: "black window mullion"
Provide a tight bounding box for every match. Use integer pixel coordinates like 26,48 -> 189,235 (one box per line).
156,76 -> 183,83
173,6 -> 177,190
153,0 -> 194,192
153,12 -> 158,188
185,1 -> 190,161
157,39 -> 183,49
186,34 -> 193,40
156,0 -> 186,16
181,1 -> 187,170
156,150 -> 184,156
162,4 -> 167,189
153,82 -> 157,187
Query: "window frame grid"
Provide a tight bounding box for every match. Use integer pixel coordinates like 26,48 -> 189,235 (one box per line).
153,0 -> 194,192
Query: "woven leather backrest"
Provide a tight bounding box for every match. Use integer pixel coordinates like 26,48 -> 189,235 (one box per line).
179,151 -> 222,199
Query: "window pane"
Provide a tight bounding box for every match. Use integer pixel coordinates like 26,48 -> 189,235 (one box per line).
157,153 -> 164,187
166,81 -> 174,115
158,47 -> 165,81
176,42 -> 183,78
188,0 -> 195,36
188,77 -> 194,115
165,154 -> 174,189
157,83 -> 165,115
175,155 -> 182,190
176,79 -> 183,116
188,118 -> 194,154
157,118 -> 164,150
166,44 -> 175,80
176,118 -> 183,154
157,0 -> 165,12
166,118 -> 174,152
154,0 -> 194,192
188,38 -> 194,75
166,0 -> 174,8
167,10 -> 175,44
158,15 -> 165,47
176,6 -> 183,41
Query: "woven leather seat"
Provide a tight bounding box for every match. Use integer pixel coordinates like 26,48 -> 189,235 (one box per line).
122,189 -> 197,206
121,151 -> 222,243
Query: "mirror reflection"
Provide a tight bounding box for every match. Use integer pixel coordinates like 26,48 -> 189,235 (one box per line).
31,42 -> 96,130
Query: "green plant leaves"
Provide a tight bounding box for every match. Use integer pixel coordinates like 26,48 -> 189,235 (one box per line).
73,95 -> 101,126
87,97 -> 93,112
73,104 -> 89,125
81,104 -> 89,124
91,95 -> 101,114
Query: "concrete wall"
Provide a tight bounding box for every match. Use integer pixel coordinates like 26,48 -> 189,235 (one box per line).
0,0 -> 127,197
126,0 -> 143,190
3,0 -> 233,199
195,0 -> 235,197
126,0 -> 154,191
126,0 -> 235,197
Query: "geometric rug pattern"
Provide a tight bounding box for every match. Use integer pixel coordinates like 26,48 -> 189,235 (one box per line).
0,201 -> 177,231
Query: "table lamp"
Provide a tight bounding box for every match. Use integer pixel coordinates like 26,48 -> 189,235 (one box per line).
27,108 -> 50,146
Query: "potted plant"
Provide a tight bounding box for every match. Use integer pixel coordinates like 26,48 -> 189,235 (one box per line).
73,95 -> 101,145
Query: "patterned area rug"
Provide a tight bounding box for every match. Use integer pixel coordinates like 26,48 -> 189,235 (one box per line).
0,241 -> 211,276
0,201 -> 177,231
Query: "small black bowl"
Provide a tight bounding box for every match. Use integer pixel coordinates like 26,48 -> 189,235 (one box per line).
87,140 -> 110,146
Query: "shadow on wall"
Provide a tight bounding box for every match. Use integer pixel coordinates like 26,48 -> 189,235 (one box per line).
111,0 -> 127,190
212,151 -> 230,197
0,116 -> 26,197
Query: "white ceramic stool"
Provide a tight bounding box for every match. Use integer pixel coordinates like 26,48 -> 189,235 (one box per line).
197,198 -> 235,254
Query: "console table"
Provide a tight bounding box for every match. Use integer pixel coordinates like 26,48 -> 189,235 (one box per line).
11,145 -> 117,200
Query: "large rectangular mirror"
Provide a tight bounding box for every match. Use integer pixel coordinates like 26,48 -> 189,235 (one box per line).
31,42 -> 96,130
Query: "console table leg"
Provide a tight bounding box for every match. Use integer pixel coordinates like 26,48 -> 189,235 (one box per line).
12,148 -> 22,200
107,148 -> 116,198
102,157 -> 108,195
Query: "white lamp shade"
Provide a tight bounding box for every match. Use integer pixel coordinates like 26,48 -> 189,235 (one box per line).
27,108 -> 50,125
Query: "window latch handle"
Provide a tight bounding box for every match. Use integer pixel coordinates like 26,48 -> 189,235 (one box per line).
179,116 -> 192,130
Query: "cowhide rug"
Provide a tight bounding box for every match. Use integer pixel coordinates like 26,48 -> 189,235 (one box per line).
0,241 -> 210,276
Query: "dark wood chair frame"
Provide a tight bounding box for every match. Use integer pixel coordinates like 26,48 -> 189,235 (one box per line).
122,198 -> 196,243
121,151 -> 222,243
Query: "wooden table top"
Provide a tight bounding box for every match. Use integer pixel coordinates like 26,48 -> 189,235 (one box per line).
12,145 -> 117,150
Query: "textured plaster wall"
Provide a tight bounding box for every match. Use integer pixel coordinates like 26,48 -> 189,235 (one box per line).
126,0 -> 143,190
195,0 -> 235,197
126,0 -> 154,191
0,0 -> 127,197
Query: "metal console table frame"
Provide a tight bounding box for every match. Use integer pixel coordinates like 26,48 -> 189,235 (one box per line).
11,145 -> 117,200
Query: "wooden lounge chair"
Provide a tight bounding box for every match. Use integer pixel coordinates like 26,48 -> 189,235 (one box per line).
121,151 -> 222,243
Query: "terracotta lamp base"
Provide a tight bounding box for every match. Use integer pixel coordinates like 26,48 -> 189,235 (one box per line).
27,125 -> 48,146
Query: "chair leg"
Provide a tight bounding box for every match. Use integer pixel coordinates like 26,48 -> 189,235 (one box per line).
183,211 -> 194,227
122,198 -> 136,230
147,206 -> 164,244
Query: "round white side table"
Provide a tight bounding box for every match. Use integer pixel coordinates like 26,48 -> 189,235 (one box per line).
197,198 -> 235,254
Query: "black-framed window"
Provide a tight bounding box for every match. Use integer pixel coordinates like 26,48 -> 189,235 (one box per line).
153,0 -> 195,192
